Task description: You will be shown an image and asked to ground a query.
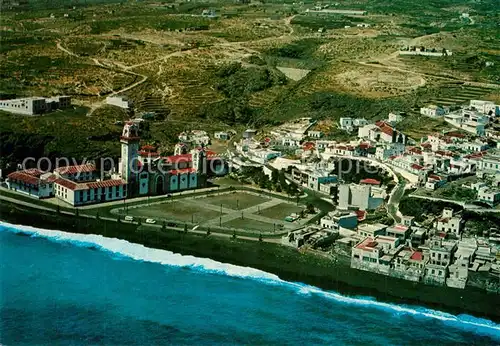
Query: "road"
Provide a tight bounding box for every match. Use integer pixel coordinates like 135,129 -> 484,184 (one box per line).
0,190 -> 285,243
387,181 -> 406,223
408,194 -> 500,213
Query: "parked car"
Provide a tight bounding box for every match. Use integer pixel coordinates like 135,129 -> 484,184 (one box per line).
145,218 -> 156,224
167,222 -> 177,227
124,216 -> 134,222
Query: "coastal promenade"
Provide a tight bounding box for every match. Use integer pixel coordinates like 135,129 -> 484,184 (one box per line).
0,187 -> 283,243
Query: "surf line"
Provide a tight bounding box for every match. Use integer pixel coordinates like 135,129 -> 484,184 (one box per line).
1,220 -> 499,339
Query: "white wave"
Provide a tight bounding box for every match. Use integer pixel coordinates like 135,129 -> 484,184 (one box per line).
1,220 -> 499,339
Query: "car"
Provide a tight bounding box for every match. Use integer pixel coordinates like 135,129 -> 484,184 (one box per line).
167,222 -> 177,227
145,218 -> 156,224
124,216 -> 134,222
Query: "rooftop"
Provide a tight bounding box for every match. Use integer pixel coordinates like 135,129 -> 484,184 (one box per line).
54,164 -> 96,175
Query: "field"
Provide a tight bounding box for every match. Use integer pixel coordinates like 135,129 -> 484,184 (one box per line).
120,190 -> 311,233
258,203 -> 303,221
1,0 -> 499,166
127,200 -> 223,224
203,192 -> 270,210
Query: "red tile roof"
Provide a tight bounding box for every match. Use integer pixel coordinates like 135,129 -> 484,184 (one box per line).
54,164 -> 96,175
410,251 -> 423,261
55,178 -> 126,191
86,179 -> 126,189
355,237 -> 377,252
376,121 -> 394,136
360,178 -> 381,185
408,147 -> 423,155
54,178 -> 78,190
169,168 -> 196,175
165,154 -> 192,163
7,171 -> 40,185
411,163 -> 424,170
355,210 -> 366,221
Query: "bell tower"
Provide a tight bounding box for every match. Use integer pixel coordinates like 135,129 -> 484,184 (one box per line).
191,147 -> 206,174
120,122 -> 140,184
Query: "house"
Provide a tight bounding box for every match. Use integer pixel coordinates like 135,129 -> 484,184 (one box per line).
424,237 -> 457,285
358,124 -> 378,140
6,169 -> 56,198
243,129 -> 257,139
339,117 -> 353,131
214,131 -> 230,141
375,143 -> 405,161
357,223 -> 388,238
307,130 -> 322,138
386,224 -> 411,241
425,174 -> 446,190
470,100 -> 499,116
410,228 -> 427,247
388,112 -> 404,124
54,178 -> 127,206
420,105 -> 446,117
106,96 -> 131,110
353,118 -> 369,127
433,208 -> 464,236
351,236 -> 400,274
321,210 -> 358,230
477,187 -> 500,206
392,249 -> 427,282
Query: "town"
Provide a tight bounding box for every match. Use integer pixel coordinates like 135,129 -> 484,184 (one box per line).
2,94 -> 500,293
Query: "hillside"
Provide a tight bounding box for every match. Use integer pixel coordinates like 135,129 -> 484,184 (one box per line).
1,0 -> 499,165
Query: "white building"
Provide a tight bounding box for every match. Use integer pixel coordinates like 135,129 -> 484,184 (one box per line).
321,210 -> 358,230
337,183 -> 384,211
477,187 -> 500,206
6,169 -> 56,198
424,237 -> 456,285
214,131 -> 230,140
106,96 -> 131,110
54,178 -> 127,206
339,117 -> 353,131
307,130 -> 322,138
0,96 -> 71,115
433,208 -> 464,236
357,223 -> 387,238
388,112 -> 404,124
351,235 -> 400,274
470,100 -> 499,116
420,105 -> 446,117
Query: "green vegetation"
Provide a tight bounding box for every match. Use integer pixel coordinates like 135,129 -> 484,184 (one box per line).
204,192 -> 270,210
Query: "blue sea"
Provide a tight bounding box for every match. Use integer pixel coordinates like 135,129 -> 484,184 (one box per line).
1,221 -> 499,345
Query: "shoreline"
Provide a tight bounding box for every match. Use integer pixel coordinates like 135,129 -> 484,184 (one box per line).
1,201 -> 499,322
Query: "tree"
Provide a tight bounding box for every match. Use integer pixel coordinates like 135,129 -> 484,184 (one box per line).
56,205 -> 61,214
271,169 -> 279,185
184,224 -> 188,233
232,230 -> 237,240
306,203 -> 315,214
117,215 -> 120,223
162,221 -> 166,231
259,233 -> 263,242
95,211 -> 99,220
75,208 -> 79,216
206,228 -> 211,236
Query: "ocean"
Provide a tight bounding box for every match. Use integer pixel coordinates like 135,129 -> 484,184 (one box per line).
1,221 -> 499,345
